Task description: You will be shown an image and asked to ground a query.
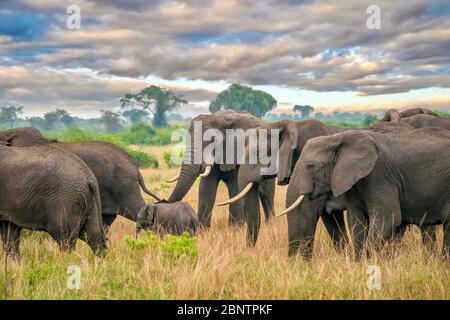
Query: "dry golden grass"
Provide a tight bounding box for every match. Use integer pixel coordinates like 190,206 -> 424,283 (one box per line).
1,144 -> 448,299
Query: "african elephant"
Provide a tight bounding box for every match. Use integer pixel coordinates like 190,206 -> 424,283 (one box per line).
282,128 -> 450,259
0,143 -> 107,259
0,127 -> 161,229
381,107 -> 439,122
136,201 -> 199,237
167,110 -> 276,228
218,119 -> 347,247
381,108 -> 450,130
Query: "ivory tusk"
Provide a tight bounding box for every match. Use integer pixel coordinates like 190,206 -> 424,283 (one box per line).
276,195 -> 305,217
199,165 -> 212,177
166,173 -> 180,183
216,182 -> 254,206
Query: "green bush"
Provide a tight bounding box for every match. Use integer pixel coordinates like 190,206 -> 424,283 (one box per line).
435,110 -> 450,119
119,123 -> 172,146
125,231 -> 198,260
163,149 -> 184,168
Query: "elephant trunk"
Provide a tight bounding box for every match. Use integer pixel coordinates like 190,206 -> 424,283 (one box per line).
285,186 -> 318,258
168,142 -> 203,202
167,163 -> 202,202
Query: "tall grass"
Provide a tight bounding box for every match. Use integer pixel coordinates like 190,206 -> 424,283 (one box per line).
0,145 -> 448,300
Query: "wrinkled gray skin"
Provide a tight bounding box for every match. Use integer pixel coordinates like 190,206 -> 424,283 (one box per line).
0,144 -> 107,259
136,202 -> 199,236
381,107 -> 439,122
167,110 -> 275,227
0,127 -> 161,229
288,127 -> 450,259
237,119 -> 346,246
403,114 -> 450,130
285,122 -> 436,258
381,108 -> 450,130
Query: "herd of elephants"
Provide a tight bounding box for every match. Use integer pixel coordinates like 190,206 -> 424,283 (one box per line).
0,107 -> 449,262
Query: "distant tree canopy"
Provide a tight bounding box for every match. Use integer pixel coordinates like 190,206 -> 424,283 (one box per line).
363,114 -> 379,127
121,85 -> 187,128
209,84 -> 277,118
37,109 -> 75,130
0,105 -> 24,128
293,105 -> 314,118
122,108 -> 149,124
100,110 -> 123,132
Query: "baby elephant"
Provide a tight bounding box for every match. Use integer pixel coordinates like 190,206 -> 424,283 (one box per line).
136,202 -> 199,237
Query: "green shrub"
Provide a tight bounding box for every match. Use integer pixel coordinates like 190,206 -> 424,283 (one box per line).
160,232 -> 199,259
128,149 -> 159,168
119,123 -> 172,146
125,231 -> 198,260
163,149 -> 184,168
435,110 -> 450,119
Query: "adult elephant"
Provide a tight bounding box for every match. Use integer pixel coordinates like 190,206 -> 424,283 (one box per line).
0,143 -> 107,259
0,127 -> 161,228
280,127 -> 450,259
381,108 -> 450,129
381,107 -> 439,122
218,119 -> 347,247
167,110 -> 275,227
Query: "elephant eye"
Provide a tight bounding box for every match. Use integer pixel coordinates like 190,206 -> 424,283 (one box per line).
306,164 -> 315,169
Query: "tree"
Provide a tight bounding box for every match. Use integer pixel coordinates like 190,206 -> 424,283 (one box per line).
293,105 -> 314,118
363,114 -> 378,127
40,109 -> 75,130
122,108 -> 149,124
0,106 -> 24,128
100,110 -> 123,132
56,109 -> 75,126
209,84 -> 277,117
121,86 -> 187,128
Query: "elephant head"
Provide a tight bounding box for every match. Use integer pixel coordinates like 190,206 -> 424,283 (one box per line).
280,131 -> 379,216
167,110 -> 261,202
135,204 -> 156,236
217,119 -> 298,207
0,127 -> 48,147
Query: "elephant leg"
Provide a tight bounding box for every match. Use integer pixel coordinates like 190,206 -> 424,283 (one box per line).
367,209 -> 400,254
0,221 -> 22,260
245,184 -> 261,247
321,210 -> 348,252
443,220 -> 449,261
102,214 -> 117,232
347,206 -> 368,259
393,222 -> 409,241
198,175 -> 219,228
224,172 -> 245,226
258,179 -> 275,222
420,225 -> 437,253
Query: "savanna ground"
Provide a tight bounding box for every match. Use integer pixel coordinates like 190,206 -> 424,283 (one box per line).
0,143 -> 448,300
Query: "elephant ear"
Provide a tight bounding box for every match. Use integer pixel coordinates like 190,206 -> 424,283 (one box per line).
276,120 -> 298,184
330,132 -> 379,197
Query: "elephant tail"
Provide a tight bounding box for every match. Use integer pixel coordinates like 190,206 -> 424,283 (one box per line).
83,182 -> 108,256
137,170 -> 162,202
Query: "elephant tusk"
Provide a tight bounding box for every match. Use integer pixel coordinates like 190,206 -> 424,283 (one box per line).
216,182 -> 254,206
199,165 -> 212,177
276,195 -> 305,217
166,173 -> 180,183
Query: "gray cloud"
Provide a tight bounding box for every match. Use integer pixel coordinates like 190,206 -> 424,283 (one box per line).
0,0 -> 449,114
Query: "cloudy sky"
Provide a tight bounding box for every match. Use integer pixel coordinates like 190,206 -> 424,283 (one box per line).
1,0 -> 449,118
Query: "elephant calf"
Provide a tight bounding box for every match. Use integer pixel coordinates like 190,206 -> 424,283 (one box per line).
136,202 -> 199,237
